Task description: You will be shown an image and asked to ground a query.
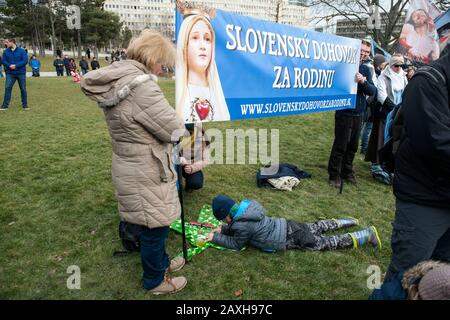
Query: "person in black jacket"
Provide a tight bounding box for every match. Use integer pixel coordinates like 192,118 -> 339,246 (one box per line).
53,56 -> 65,76
382,43 -> 450,282
79,56 -> 89,75
327,39 -> 377,187
90,57 -> 100,70
63,55 -> 70,76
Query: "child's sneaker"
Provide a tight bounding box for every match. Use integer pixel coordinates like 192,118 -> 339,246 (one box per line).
349,226 -> 382,249
368,226 -> 382,249
334,217 -> 359,228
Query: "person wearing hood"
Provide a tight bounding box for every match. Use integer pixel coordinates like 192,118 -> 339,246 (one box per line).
80,29 -> 186,295
205,195 -> 381,252
30,55 -> 41,77
365,55 -> 408,185
370,260 -> 450,300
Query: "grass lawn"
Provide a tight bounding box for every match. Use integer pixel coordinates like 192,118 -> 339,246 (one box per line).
0,77 -> 395,300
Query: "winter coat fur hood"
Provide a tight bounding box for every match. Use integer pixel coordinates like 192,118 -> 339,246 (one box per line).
402,260 -> 450,300
81,59 -> 185,228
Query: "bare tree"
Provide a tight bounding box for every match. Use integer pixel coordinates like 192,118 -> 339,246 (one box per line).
307,0 -> 448,50
306,0 -> 413,51
435,0 -> 449,10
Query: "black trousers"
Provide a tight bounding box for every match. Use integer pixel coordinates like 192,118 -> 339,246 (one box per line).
328,112 -> 362,180
385,198 -> 450,281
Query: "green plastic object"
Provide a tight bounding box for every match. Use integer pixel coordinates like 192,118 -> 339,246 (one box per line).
170,205 -> 227,261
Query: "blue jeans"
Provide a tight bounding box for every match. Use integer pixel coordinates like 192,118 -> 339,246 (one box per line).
360,121 -> 373,153
2,73 -> 28,108
140,226 -> 170,290
0,66 -> 4,78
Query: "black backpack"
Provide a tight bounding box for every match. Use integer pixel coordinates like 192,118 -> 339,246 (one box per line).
379,65 -> 447,173
114,221 -> 143,256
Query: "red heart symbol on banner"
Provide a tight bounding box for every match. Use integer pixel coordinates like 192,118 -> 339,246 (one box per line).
195,100 -> 210,120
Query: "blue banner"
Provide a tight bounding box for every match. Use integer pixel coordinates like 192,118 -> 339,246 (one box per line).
176,7 -> 360,123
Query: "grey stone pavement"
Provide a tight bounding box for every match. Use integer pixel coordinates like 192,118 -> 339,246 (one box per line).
26,72 -> 58,77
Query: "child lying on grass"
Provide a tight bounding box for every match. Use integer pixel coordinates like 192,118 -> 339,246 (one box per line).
205,195 -> 381,252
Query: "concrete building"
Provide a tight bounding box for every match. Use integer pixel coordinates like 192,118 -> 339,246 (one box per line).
103,0 -> 310,40
334,12 -> 406,41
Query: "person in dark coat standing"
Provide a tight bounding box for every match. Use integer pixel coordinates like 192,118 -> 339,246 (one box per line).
381,43 -> 450,283
53,56 -> 65,76
206,195 -> 381,252
327,39 -> 377,187
63,55 -> 70,76
86,47 -> 91,59
90,56 -> 100,70
79,56 -> 89,75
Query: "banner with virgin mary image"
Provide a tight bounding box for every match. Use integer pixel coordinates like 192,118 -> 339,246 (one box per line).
175,1 -> 360,123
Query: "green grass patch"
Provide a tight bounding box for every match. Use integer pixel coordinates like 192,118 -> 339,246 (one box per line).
0,77 -> 394,299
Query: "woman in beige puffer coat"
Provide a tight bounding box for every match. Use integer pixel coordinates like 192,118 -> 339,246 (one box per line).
81,30 -> 187,295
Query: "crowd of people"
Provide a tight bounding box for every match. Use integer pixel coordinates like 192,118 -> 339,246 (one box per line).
327,36 -> 450,300
78,23 -> 450,298
53,54 -> 102,82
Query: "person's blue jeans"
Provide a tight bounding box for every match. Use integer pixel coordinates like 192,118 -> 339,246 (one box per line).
360,121 -> 373,153
2,73 -> 28,108
140,226 -> 170,290
360,106 -> 372,154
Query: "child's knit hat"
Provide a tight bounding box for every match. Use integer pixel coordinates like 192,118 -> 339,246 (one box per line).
212,195 -> 236,220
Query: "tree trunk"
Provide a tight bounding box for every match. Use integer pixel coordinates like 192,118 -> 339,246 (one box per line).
94,42 -> 99,59
50,14 -> 57,57
72,38 -> 76,58
31,33 -> 37,56
77,29 -> 82,58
